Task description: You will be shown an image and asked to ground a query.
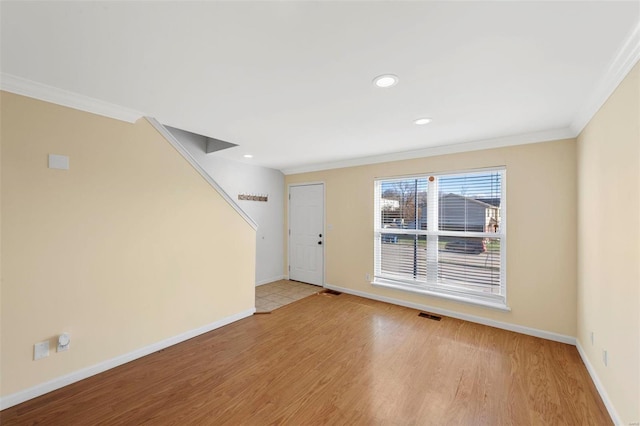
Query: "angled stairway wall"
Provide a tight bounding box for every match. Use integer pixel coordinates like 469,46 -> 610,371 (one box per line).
166,126 -> 285,286
0,91 -> 256,407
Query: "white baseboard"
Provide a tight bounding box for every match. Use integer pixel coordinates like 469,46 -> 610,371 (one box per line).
0,308 -> 255,410
575,340 -> 621,425
325,283 -> 621,424
324,283 -> 576,345
256,275 -> 286,286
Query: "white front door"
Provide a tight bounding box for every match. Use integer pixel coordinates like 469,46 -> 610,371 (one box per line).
289,184 -> 324,286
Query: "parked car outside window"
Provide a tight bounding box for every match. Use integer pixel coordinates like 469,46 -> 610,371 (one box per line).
444,237 -> 487,254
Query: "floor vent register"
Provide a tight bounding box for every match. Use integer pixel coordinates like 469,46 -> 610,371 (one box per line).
418,312 -> 442,321
320,289 -> 342,296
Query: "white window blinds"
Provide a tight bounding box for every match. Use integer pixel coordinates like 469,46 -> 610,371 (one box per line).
374,168 -> 506,307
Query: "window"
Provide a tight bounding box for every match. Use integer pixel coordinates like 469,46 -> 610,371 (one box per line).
374,168 -> 507,310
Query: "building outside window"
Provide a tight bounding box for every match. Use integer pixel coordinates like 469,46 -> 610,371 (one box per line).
373,167 -> 507,310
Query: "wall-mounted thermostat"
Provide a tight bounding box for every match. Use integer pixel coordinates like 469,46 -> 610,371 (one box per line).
48,154 -> 69,170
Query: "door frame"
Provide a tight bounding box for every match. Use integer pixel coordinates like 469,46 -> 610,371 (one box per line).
287,181 -> 326,287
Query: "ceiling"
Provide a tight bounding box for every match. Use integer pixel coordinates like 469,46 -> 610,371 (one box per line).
1,1 -> 639,173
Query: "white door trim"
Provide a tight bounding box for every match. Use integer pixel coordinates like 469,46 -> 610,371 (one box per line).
287,182 -> 325,286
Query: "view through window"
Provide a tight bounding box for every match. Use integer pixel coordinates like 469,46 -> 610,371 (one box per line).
374,168 -> 506,308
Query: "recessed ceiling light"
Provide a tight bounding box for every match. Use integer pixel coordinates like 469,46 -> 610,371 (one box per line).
373,74 -> 398,88
414,117 -> 433,125
243,154 -> 253,158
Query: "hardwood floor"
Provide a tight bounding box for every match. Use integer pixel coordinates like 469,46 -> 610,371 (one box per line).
1,292 -> 610,425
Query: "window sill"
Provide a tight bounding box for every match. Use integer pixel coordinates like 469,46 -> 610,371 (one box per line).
371,279 -> 511,312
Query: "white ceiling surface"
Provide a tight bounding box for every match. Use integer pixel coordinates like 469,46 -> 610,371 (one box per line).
1,2 -> 639,172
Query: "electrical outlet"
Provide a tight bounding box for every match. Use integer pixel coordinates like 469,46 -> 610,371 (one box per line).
590,331 -> 594,345
57,333 -> 70,352
34,341 -> 50,360
602,349 -> 608,366
365,273 -> 371,282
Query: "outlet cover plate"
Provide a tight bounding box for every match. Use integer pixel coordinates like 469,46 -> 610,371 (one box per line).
57,333 -> 70,352
34,341 -> 50,360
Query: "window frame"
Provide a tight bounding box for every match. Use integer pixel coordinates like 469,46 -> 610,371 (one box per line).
373,166 -> 509,311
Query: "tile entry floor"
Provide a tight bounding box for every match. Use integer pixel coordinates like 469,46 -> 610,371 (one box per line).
255,280 -> 322,313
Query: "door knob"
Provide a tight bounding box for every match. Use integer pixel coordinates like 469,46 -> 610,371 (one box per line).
318,241 -> 322,245
319,233 -> 322,237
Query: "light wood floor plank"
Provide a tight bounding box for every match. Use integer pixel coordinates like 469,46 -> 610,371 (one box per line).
1,292 -> 610,425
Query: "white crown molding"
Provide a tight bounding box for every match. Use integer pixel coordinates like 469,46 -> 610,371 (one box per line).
0,308 -> 255,410
324,283 -> 576,345
0,73 -> 144,123
281,127 -> 575,175
571,21 -> 640,135
575,340 -> 621,425
4,19 -> 637,173
281,20 -> 640,176
145,117 -> 258,231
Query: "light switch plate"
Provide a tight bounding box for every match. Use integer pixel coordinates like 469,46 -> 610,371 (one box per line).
48,154 -> 69,170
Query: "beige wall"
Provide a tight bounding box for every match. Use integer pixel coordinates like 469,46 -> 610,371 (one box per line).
285,138 -> 577,336
0,92 -> 255,397
577,62 -> 639,424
